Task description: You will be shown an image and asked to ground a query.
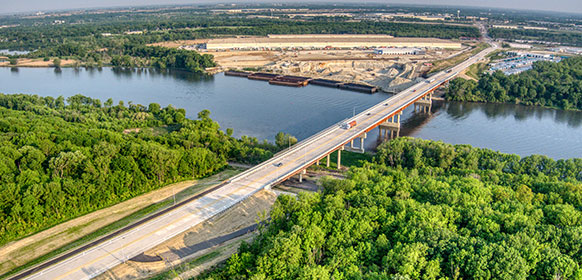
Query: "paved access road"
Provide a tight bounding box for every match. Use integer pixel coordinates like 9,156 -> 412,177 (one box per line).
23,43 -> 497,280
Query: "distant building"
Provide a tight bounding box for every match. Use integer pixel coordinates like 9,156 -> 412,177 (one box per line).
523,26 -> 548,30
374,47 -> 424,55
492,25 -> 518,29
489,51 -> 560,75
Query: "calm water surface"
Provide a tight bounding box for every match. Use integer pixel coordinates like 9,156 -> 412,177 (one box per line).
2,67 -> 581,159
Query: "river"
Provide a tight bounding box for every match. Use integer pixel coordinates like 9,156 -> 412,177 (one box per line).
2,67 -> 581,159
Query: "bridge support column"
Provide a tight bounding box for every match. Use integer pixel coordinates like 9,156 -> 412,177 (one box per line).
326,154 -> 330,168
378,112 -> 402,142
337,147 -> 344,170
414,92 -> 432,114
298,169 -> 306,183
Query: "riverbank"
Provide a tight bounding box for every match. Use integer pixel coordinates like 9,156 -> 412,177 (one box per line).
0,57 -> 78,67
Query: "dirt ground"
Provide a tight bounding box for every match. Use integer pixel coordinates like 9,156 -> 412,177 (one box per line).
204,47 -> 464,92
0,58 -> 77,67
148,39 -> 209,48
0,170 -> 239,276
209,50 -> 277,68
96,189 -> 278,280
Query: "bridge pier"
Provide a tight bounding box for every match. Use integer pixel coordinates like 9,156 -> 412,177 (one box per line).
326,154 -> 330,168
378,112 -> 401,141
346,133 -> 367,153
337,147 -> 343,170
298,169 -> 306,182
414,92 -> 432,114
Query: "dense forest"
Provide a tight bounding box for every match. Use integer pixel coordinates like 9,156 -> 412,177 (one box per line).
445,56 -> 582,110
0,93 -> 279,246
490,28 -> 582,47
200,137 -> 582,279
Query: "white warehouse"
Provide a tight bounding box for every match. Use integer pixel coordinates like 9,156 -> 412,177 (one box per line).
374,47 -> 425,55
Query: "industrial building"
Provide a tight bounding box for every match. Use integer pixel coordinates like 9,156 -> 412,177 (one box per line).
374,47 -> 425,55
203,35 -> 463,50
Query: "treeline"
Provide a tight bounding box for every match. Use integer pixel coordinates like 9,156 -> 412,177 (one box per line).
0,16 -> 479,52
111,45 -> 215,72
0,93 -> 279,246
375,137 -> 582,181
199,137 -> 582,279
490,28 -> 582,47
445,56 -> 582,110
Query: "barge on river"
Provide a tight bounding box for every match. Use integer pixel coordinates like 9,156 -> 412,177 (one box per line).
224,70 -> 378,93
269,75 -> 311,87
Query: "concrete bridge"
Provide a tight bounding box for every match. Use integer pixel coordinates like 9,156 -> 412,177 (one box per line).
21,43 -> 497,280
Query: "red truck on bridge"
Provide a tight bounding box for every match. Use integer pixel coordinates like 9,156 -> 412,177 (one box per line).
341,120 -> 357,129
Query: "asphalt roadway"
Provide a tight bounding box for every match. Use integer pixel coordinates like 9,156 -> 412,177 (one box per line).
21,42 -> 497,280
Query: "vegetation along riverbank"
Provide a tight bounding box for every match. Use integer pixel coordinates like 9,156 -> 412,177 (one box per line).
198,137 -> 582,280
445,56 -> 582,111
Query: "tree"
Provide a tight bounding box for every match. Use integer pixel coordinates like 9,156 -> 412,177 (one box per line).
53,58 -> 61,68
9,58 -> 17,65
148,103 -> 161,114
275,132 -> 297,149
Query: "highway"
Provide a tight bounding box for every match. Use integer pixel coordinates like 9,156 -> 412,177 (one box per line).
21,42 -> 497,280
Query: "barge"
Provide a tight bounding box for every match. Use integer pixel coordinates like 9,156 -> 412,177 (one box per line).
224,70 -> 251,77
269,75 -> 311,87
309,78 -> 344,88
339,83 -> 378,94
247,72 -> 280,81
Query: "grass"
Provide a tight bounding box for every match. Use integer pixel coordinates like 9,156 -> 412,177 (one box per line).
486,49 -> 506,61
429,42 -> 489,74
1,168 -> 242,280
465,62 -> 488,80
149,251 -> 222,280
313,150 -> 374,169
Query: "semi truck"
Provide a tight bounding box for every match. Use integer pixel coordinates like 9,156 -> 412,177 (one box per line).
341,120 -> 357,129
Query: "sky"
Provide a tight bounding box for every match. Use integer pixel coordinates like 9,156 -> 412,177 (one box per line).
1,0 -> 581,15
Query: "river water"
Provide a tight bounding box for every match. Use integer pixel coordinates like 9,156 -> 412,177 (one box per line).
2,67 -> 581,159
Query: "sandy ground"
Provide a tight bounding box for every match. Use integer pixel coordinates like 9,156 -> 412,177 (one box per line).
206,48 -> 462,92
209,50 -> 277,68
0,58 -> 77,67
96,189 -> 278,280
0,170 -> 239,276
148,39 -> 209,48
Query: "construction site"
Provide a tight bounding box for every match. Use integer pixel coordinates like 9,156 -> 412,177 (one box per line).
189,35 -> 471,92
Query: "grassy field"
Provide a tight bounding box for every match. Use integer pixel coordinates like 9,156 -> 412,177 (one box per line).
464,62 -> 488,80
429,42 -> 489,74
313,150 -> 374,169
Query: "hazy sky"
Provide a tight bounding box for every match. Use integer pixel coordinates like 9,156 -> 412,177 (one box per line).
2,0 -> 582,15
